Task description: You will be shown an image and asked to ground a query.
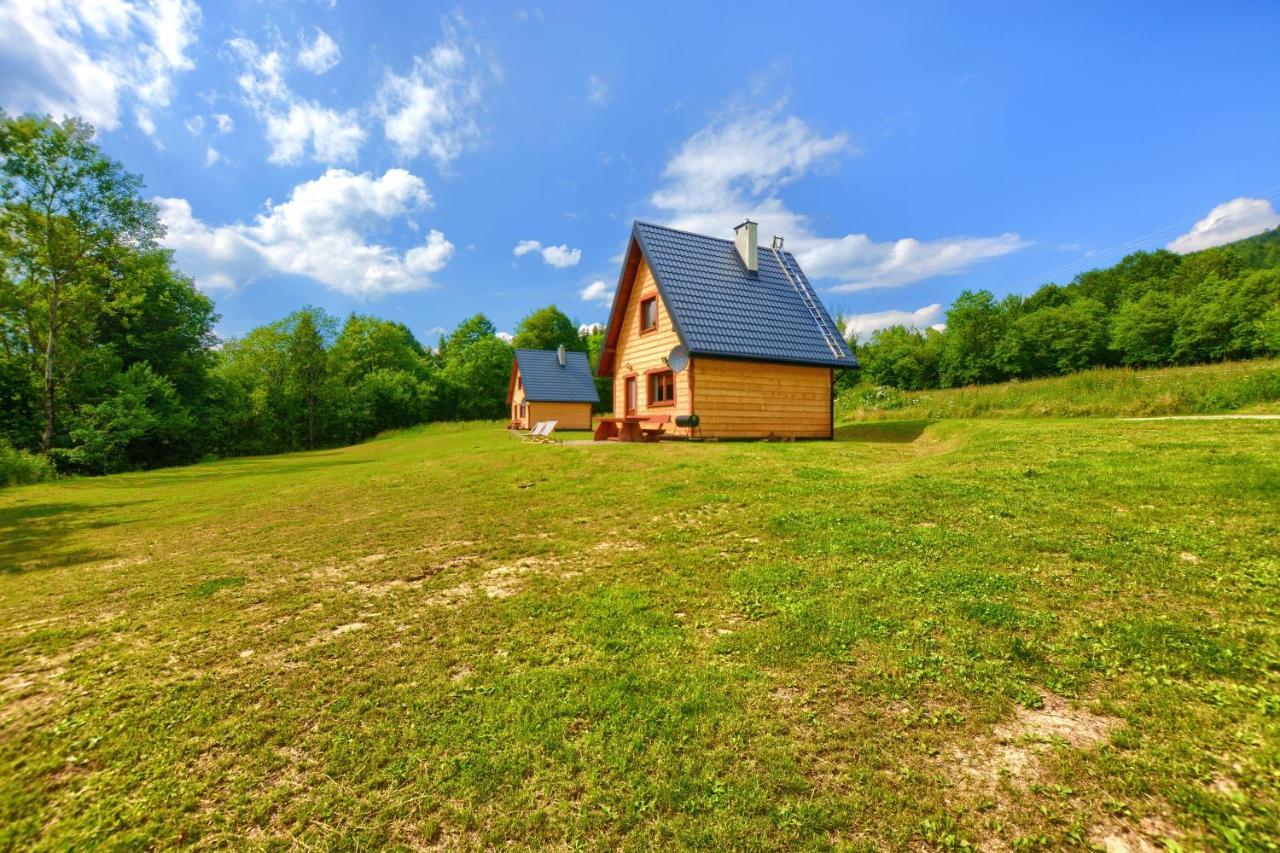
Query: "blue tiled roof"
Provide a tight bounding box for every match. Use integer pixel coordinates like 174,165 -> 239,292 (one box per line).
515,349 -> 600,403
632,221 -> 857,368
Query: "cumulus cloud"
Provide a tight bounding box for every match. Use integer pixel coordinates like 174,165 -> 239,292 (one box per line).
1167,197 -> 1280,254
156,168 -> 454,296
375,13 -> 499,169
495,331 -> 514,343
0,0 -> 201,135
227,35 -> 364,165
213,112 -> 234,133
579,280 -> 614,305
514,239 -> 582,268
203,145 -> 220,167
297,27 -> 341,74
650,102 -> 1027,290
184,115 -> 204,135
842,303 -> 944,342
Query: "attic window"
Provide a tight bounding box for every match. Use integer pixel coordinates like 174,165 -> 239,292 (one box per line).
647,369 -> 674,407
640,296 -> 658,333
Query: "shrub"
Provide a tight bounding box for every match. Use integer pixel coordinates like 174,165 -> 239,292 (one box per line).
0,440 -> 55,487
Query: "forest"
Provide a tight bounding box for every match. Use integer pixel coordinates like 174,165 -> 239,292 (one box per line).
0,114 -> 605,481
3,112 -> 1277,482
851,227 -> 1280,390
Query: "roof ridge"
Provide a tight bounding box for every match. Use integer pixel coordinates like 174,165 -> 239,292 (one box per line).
634,219 -> 800,262
634,219 -> 736,246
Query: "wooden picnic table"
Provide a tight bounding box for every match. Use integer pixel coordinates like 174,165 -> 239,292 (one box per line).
594,414 -> 670,442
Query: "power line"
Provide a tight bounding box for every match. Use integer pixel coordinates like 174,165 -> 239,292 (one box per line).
999,183 -> 1280,293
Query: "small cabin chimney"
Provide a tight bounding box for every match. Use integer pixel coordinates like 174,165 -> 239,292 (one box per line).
557,344 -> 566,367
734,219 -> 758,273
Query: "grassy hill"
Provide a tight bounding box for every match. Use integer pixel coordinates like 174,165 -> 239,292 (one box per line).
2,418 -> 1277,848
839,357 -> 1280,422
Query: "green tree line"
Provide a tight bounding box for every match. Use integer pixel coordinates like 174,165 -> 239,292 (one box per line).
853,229 -> 1280,390
1,114 -> 606,481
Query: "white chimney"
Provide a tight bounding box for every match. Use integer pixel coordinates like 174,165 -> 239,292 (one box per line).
557,344 -> 566,367
734,219 -> 758,273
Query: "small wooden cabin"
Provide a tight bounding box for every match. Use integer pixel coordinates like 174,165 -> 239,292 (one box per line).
597,220 -> 857,439
507,346 -> 599,430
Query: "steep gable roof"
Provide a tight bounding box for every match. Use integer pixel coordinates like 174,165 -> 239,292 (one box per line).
511,349 -> 599,404
599,221 -> 856,374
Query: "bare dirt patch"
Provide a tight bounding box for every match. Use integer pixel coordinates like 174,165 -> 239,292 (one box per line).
948,691 -> 1118,793
1089,815 -> 1180,852
0,652 -> 71,728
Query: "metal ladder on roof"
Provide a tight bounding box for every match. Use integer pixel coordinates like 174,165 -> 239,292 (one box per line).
769,242 -> 848,360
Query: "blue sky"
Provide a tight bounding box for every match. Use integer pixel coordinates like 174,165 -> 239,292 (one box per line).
3,1 -> 1278,344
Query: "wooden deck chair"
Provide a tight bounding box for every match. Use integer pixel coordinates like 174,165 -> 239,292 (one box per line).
521,421 -> 548,442
534,420 -> 560,444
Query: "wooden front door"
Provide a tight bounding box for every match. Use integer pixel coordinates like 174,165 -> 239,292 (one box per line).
625,376 -> 637,415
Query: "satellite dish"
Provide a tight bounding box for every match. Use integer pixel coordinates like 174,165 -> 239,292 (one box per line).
667,345 -> 689,373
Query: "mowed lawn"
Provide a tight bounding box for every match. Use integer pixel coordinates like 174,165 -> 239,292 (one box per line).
1,419 -> 1277,849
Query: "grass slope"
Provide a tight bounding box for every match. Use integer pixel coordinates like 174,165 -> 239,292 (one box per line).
838,358 -> 1280,422
1,419 -> 1277,849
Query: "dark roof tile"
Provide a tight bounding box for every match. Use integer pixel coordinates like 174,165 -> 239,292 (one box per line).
515,349 -> 600,403
632,222 -> 856,368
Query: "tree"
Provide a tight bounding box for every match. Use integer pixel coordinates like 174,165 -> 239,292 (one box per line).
1110,291 -> 1181,366
287,308 -> 333,449
329,314 -> 426,388
584,327 -> 612,413
438,314 -> 513,421
512,305 -> 584,352
859,325 -> 941,390
63,363 -> 193,474
0,114 -> 160,451
939,290 -> 1008,387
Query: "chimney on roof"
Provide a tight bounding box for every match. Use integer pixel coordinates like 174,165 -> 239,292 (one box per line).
557,344 -> 566,367
734,219 -> 758,273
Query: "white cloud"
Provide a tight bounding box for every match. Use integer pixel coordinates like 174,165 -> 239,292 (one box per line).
213,112 -> 234,133
375,13 -> 498,168
513,239 -> 581,268
156,168 -> 454,297
1167,197 -> 1280,254
495,331 -> 514,343
297,27 -> 341,74
579,280 -> 614,305
227,35 -> 364,165
184,115 -> 204,135
586,74 -> 610,106
0,0 -> 201,135
578,322 -> 603,336
842,303 -> 944,342
813,233 -> 1029,292
203,145 -> 220,167
651,102 -> 1027,290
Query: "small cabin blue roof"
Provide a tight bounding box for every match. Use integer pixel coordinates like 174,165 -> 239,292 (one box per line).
514,349 -> 599,403
601,221 -> 856,372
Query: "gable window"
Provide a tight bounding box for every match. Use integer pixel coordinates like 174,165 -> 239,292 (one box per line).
640,296 -> 658,333
647,369 -> 675,407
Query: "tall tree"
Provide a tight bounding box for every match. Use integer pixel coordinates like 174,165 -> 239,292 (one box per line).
287,308 -> 333,450
512,305 -> 584,352
0,114 -> 160,450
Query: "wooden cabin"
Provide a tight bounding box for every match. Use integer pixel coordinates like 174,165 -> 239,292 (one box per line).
507,346 -> 599,430
596,220 -> 857,439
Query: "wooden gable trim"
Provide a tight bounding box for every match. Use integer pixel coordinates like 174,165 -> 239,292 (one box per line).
598,225 -> 693,376
505,360 -> 521,406
597,236 -> 642,376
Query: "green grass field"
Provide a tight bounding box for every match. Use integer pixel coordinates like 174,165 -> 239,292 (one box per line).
2,414 -> 1278,849
838,358 -> 1280,422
